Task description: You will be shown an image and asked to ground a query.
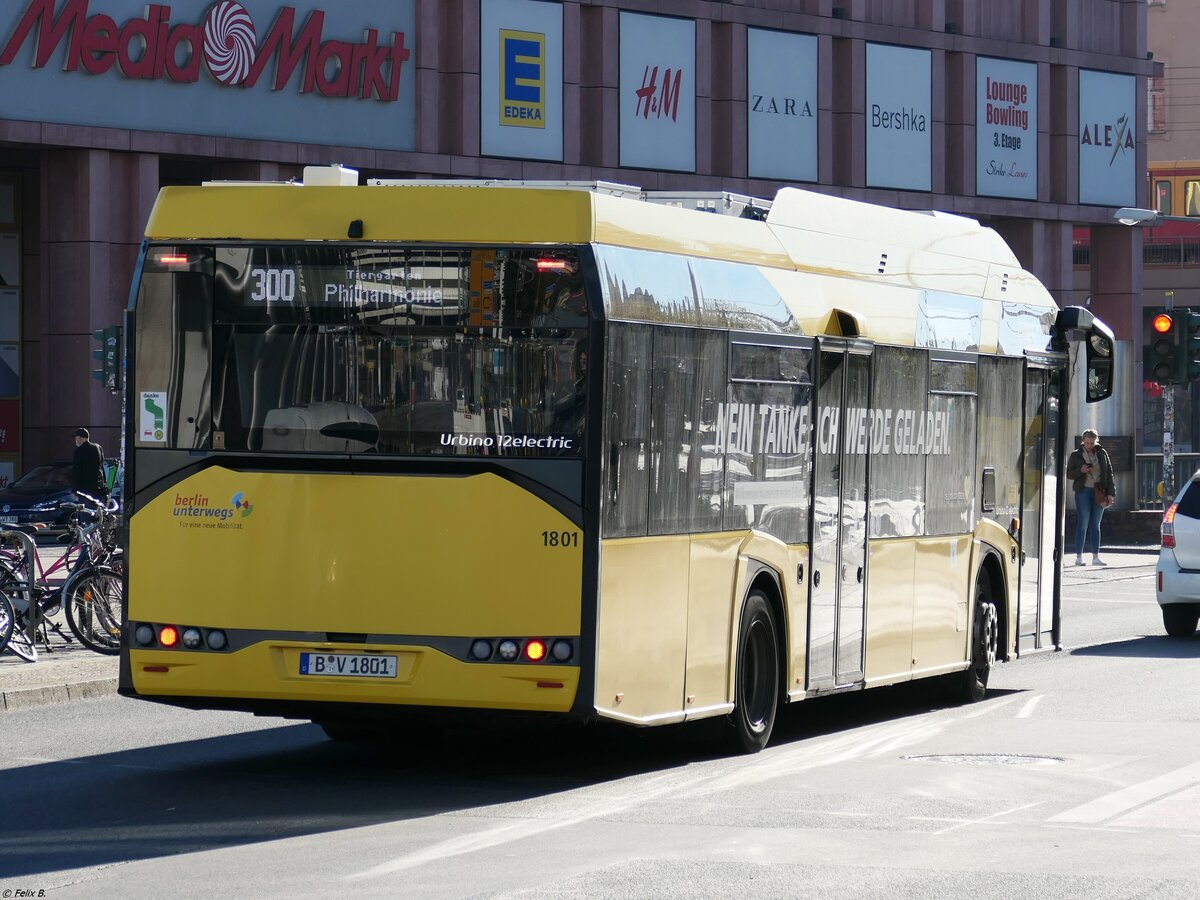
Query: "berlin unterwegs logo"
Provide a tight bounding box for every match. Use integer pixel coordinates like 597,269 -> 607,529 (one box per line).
232,491 -> 254,518
204,1 -> 257,86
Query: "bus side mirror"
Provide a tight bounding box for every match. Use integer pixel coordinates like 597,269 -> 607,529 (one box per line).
1085,328 -> 1114,402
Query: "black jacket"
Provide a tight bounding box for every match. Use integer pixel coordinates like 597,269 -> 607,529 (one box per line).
1066,444 -> 1115,496
72,440 -> 105,495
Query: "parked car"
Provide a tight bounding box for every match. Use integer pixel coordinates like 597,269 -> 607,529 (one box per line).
1156,472 -> 1200,637
0,459 -> 120,535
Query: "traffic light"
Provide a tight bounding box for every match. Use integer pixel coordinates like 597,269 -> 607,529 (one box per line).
1179,309 -> 1200,383
1146,312 -> 1178,384
91,325 -> 122,394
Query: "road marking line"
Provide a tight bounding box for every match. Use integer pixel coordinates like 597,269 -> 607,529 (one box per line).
111,763 -> 175,771
346,772 -> 713,880
930,801 -> 1042,835
1015,695 -> 1042,718
956,695 -> 1019,719
1048,760 -> 1200,824
347,714 -> 947,880
1085,755 -> 1148,774
1070,600 -> 1152,607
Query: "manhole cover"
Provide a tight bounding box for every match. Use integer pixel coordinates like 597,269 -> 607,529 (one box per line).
903,753 -> 1065,766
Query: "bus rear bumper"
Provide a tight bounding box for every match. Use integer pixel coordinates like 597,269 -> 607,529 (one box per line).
124,641 -> 579,714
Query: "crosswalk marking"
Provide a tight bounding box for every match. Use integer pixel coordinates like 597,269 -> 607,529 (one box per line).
1048,759 -> 1200,824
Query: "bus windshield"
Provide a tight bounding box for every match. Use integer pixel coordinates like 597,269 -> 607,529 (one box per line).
135,245 -> 590,456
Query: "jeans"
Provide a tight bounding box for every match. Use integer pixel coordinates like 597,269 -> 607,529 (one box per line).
1074,487 -> 1105,555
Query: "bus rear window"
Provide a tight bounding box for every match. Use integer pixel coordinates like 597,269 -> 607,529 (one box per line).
134,245 -> 590,456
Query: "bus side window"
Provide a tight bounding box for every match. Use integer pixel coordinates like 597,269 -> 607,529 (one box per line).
603,324 -> 651,537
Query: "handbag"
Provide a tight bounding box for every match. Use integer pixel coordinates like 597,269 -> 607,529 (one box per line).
1094,483 -> 1114,508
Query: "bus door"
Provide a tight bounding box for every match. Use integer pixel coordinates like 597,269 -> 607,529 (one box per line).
1018,365 -> 1062,653
808,345 -> 870,691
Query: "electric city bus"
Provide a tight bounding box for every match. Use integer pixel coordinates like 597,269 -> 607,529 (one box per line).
119,168 -> 1115,752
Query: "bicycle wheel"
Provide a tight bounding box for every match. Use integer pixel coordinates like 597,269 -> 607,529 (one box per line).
64,564 -> 123,655
0,591 -> 13,652
4,603 -> 37,662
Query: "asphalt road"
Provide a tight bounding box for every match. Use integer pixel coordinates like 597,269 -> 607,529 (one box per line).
1,554 -> 1197,899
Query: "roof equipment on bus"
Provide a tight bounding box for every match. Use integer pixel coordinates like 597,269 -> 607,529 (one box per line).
200,164 -> 361,188
366,176 -> 644,198
365,175 -> 773,219
303,165 -> 359,186
641,191 -> 773,220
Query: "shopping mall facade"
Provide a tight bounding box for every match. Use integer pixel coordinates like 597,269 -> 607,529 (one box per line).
0,0 -> 1155,497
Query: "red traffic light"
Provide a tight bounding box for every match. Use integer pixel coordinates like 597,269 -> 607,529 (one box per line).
1153,313 -> 1174,334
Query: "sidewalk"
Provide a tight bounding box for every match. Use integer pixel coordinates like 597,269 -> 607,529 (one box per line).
0,539 -> 119,712
0,616 -> 118,711
1061,546 -> 1159,572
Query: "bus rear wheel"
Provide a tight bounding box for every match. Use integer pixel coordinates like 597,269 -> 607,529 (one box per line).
727,590 -> 780,754
954,577 -> 998,703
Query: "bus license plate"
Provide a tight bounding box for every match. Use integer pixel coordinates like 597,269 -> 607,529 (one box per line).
299,652 -> 398,678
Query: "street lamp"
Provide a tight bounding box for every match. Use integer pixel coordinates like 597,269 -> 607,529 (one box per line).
1114,207 -> 1160,226
1113,207 -> 1200,227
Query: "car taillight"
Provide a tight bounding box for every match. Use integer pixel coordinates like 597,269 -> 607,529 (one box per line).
1162,502 -> 1178,549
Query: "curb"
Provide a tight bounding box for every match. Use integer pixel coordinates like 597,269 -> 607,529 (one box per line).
0,677 -> 118,712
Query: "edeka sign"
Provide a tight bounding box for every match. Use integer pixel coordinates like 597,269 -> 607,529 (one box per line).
0,0 -> 416,150
499,29 -> 544,128
480,0 -> 562,161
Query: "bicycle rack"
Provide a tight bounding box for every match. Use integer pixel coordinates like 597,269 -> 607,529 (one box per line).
0,528 -> 39,649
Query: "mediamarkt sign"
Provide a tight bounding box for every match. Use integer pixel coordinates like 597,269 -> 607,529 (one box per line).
0,0 -> 411,100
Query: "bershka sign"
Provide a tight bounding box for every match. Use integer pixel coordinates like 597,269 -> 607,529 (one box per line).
0,0 -> 411,100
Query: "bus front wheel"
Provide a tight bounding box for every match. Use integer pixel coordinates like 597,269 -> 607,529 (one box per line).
954,578 -> 998,703
727,590 -> 780,754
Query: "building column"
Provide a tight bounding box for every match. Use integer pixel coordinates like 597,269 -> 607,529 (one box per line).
30,149 -> 158,465
1089,224 -> 1143,342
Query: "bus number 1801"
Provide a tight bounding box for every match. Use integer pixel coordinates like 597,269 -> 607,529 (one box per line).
542,530 -> 579,548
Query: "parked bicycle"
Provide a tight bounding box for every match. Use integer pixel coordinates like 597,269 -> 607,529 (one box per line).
0,492 -> 124,661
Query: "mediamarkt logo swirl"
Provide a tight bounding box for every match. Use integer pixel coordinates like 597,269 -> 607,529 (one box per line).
0,0 -> 412,100
203,1 -> 256,86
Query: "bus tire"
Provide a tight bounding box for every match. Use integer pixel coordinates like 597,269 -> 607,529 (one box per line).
727,589 -> 780,754
954,577 -> 999,703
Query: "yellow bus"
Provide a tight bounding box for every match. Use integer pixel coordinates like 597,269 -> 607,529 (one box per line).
119,169 -> 1114,752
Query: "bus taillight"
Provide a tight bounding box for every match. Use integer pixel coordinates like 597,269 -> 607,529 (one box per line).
524,639 -> 547,662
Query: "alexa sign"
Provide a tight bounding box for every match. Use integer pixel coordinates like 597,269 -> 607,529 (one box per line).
0,0 -> 411,99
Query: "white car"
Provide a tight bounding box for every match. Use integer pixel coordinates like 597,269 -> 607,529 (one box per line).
1156,473 -> 1200,637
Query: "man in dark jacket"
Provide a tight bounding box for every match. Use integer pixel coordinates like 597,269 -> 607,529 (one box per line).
72,427 -> 106,497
